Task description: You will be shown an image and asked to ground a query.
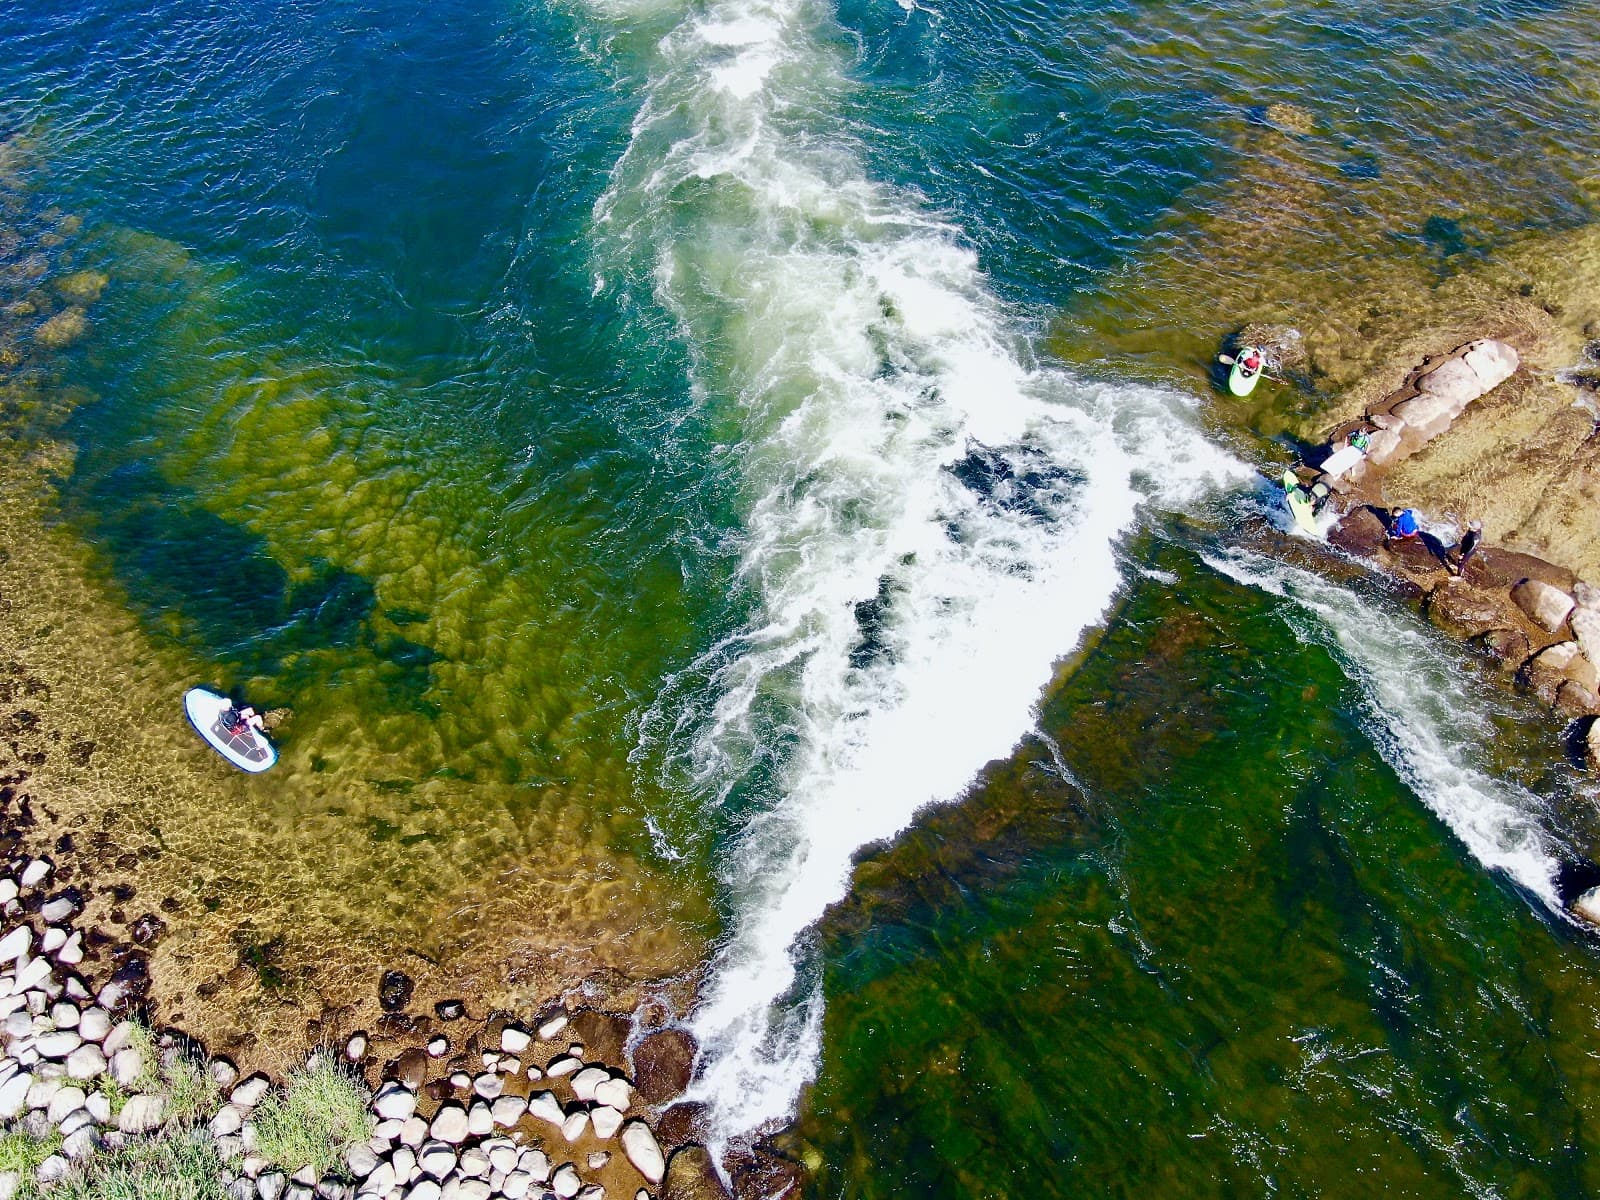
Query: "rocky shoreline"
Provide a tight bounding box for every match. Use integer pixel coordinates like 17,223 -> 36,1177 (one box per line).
0,826 -> 799,1200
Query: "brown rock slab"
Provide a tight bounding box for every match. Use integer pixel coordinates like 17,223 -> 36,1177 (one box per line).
654,1102 -> 709,1148
1476,627 -> 1530,671
568,1009 -> 631,1068
632,1029 -> 698,1106
1471,550 -> 1576,593
390,1047 -> 429,1089
1556,680 -> 1599,716
663,1145 -> 733,1200
727,1148 -> 805,1200
1426,581 -> 1515,640
1328,507 -> 1387,558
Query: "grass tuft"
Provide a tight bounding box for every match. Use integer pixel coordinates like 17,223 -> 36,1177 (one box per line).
0,1128 -> 63,1194
252,1054 -> 372,1176
51,1128 -> 226,1200
159,1051 -> 221,1127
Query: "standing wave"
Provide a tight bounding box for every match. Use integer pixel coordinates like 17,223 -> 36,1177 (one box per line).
581,0 -> 1249,1147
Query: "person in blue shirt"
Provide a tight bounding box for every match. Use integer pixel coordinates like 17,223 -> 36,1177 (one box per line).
1387,506 -> 1421,542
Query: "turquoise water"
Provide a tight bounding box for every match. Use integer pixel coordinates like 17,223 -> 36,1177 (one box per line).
4,0 -> 1600,1191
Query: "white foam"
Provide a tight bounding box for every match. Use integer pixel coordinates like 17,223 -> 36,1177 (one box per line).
583,0 -> 1249,1150
1204,547 -> 1560,906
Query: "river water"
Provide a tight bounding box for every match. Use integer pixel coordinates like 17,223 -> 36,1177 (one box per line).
2,0 -> 1599,1194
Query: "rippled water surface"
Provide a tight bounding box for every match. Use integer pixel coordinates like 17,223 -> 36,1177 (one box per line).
2,0 -> 1599,1190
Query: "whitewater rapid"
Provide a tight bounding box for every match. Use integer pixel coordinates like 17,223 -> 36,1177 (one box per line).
582,0 -> 1249,1148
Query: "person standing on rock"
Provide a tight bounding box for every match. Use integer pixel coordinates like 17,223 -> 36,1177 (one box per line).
1449,519 -> 1483,576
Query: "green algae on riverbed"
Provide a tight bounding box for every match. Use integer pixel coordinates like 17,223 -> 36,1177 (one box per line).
796,536 -> 1600,1199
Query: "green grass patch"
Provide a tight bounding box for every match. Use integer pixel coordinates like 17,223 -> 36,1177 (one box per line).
50,1128 -> 226,1200
0,1128 -> 63,1194
251,1055 -> 371,1175
159,1052 -> 221,1127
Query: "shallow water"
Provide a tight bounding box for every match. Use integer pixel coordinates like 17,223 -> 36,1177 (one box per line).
2,0 -> 1599,1187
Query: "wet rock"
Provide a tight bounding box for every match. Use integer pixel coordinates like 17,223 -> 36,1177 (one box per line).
568,1010 -> 629,1065
1426,580 -> 1514,639
378,971 -> 414,1013
130,912 -> 167,945
426,1037 -> 449,1059
1476,627 -> 1530,671
662,1146 -> 733,1200
1513,578 -> 1575,632
726,1149 -> 804,1200
1519,641 -> 1598,707
434,1000 -> 466,1021
345,1033 -> 368,1062
392,1048 -> 429,1088
632,1030 -> 697,1106
1557,680 -> 1599,715
654,1102 -> 708,1148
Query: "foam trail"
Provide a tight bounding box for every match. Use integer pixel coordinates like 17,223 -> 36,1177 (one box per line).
583,0 -> 1251,1147
1205,546 -> 1561,907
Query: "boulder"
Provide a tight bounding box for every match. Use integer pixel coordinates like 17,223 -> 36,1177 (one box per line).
590,1105 -> 624,1140
527,1091 -> 565,1127
1573,884 -> 1600,925
392,1048 -> 430,1087
117,1093 -> 167,1134
77,1008 -> 111,1043
537,1013 -> 569,1041
490,1095 -> 527,1128
418,1140 -> 457,1180
378,971 -> 414,1013
499,1026 -> 531,1055
211,1105 -> 245,1138
1513,578 -> 1575,632
231,1075 -> 271,1109
46,1086 -> 86,1124
570,1067 -> 609,1104
0,926 -> 30,962
560,1111 -> 589,1142
593,1078 -> 632,1111
620,1122 -> 665,1184
35,1030 -> 83,1060
1461,339 -> 1519,389
631,1031 -> 698,1106
1557,680 -> 1600,716
519,1148 -> 551,1184
429,1104 -> 469,1144
407,1182 -> 442,1200
654,1103 -> 708,1148
1586,718 -> 1600,770
373,1082 -> 417,1123
65,1043 -> 106,1080
344,1143 -> 380,1178
467,1101 -> 493,1137
662,1146 -> 733,1200
551,1165 -> 582,1199
458,1147 -> 490,1179
1572,593 -> 1600,665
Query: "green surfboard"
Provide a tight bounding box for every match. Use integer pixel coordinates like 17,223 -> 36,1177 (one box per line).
1282,469 -> 1319,533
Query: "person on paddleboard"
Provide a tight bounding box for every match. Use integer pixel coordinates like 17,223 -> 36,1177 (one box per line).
223,704 -> 264,737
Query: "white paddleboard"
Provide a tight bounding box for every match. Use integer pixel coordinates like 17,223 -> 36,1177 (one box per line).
184,687 -> 277,773
1319,444 -> 1365,479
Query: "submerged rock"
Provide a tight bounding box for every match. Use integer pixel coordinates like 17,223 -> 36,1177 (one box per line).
632,1030 -> 697,1106
378,971 -> 414,1013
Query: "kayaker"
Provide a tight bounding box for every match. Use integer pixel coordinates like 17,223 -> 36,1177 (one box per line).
1240,347 -> 1264,375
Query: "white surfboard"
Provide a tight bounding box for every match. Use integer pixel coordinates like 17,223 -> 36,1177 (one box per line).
183,687 -> 277,773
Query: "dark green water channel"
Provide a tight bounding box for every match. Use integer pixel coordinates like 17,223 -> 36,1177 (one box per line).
802,533 -> 1600,1198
